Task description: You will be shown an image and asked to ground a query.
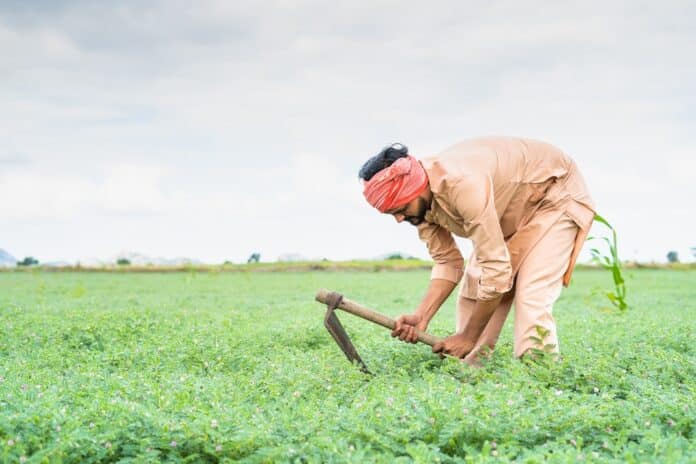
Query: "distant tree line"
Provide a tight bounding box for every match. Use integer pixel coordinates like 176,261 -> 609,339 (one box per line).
17,256 -> 39,267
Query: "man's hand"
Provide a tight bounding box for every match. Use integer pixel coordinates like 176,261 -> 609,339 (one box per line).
391,313 -> 427,344
391,278 -> 456,345
432,333 -> 476,358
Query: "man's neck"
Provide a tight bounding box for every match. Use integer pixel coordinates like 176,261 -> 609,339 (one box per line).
422,186 -> 433,209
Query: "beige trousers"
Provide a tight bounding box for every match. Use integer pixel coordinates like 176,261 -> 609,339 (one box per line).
456,213 -> 579,362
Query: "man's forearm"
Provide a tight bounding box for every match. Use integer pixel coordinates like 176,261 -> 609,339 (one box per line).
460,296 -> 503,341
414,278 -> 457,326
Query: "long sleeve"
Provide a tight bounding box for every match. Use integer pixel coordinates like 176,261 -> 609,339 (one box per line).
451,175 -> 513,300
417,222 -> 464,284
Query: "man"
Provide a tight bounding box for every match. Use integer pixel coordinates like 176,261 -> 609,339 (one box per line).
359,136 -> 595,363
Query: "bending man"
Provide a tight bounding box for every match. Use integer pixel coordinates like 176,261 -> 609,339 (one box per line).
359,136 -> 595,362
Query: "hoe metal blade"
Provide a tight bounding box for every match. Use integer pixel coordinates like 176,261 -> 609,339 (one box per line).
323,293 -> 370,374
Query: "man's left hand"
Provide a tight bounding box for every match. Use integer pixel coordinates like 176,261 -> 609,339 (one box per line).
432,333 -> 476,358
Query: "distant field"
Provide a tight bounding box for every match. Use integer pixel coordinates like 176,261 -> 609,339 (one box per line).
0,259 -> 434,273
0,269 -> 694,462
3,259 -> 695,273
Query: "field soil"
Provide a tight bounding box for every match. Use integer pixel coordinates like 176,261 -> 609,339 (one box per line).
0,269 -> 694,462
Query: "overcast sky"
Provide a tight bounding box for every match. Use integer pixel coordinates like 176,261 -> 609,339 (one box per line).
1,0 -> 694,264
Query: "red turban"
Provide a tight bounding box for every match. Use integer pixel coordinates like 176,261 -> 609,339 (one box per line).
363,155 -> 428,213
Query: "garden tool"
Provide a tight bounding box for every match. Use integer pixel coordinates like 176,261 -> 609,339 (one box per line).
315,289 -> 443,373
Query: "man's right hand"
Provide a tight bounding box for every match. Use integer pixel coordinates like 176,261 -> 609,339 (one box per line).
391,313 -> 427,344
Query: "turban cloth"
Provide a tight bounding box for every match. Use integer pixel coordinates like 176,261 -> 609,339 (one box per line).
363,155 -> 428,212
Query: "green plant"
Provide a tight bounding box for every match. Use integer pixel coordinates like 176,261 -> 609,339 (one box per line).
0,268 -> 693,462
588,214 -> 628,311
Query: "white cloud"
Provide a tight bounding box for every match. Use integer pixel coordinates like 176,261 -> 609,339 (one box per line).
0,170 -> 97,218
0,163 -> 168,219
101,164 -> 167,213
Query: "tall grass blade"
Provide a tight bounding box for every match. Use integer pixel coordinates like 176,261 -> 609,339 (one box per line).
587,214 -> 629,312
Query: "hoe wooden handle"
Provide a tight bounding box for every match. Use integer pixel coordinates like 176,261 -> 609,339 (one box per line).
315,288 -> 443,347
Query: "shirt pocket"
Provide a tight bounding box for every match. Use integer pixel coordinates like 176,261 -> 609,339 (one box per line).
459,255 -> 481,300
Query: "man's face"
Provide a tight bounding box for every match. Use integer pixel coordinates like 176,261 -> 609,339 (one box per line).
387,197 -> 428,226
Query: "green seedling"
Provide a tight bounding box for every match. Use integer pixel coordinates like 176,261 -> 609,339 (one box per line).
588,214 -> 628,311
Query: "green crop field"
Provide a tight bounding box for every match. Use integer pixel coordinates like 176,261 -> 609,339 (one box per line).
0,269 -> 694,463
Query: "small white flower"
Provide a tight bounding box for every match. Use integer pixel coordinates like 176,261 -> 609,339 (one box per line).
19,457 -> 27,463
211,419 -> 218,428
89,422 -> 95,428
386,397 -> 394,407
170,440 -> 177,447
0,376 -> 4,383
645,421 -> 651,427
292,391 -> 300,397
491,450 -> 498,457
570,439 -> 577,446
215,444 -> 222,452
491,441 -> 497,449
554,389 -> 563,396
507,400 -> 514,406
105,442 -> 112,449
593,387 -> 599,393
55,425 -> 61,432
462,408 -> 469,414
7,439 -> 14,446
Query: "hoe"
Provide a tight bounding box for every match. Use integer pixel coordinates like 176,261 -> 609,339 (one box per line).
316,288 -> 443,373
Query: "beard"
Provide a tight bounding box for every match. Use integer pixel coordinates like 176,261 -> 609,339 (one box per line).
405,197 -> 428,226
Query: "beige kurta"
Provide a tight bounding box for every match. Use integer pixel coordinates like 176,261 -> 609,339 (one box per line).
418,136 -> 595,296
417,136 -> 595,356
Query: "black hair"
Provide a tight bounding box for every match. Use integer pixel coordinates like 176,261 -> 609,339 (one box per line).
358,143 -> 409,181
